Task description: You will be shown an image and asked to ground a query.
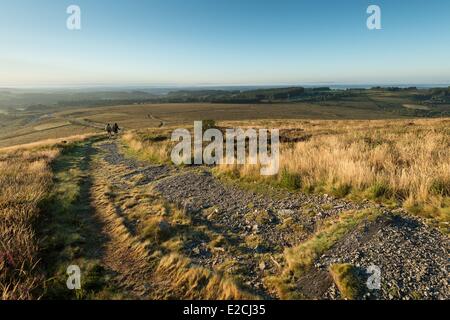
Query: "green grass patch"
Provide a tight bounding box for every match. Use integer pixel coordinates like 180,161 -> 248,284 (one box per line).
277,168 -> 302,190
140,133 -> 169,143
330,183 -> 352,198
365,182 -> 392,200
329,264 -> 365,300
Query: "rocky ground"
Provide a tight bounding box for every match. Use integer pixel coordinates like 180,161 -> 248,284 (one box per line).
96,140 -> 449,300
318,213 -> 448,299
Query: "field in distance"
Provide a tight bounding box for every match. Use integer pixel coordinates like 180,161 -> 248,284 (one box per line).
1,86 -> 450,148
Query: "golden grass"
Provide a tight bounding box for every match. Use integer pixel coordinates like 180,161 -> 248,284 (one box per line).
136,195 -> 257,300
0,133 -> 99,153
33,120 -> 71,131
124,118 -> 449,230
156,253 -> 256,300
215,119 -> 450,231
329,264 -> 365,300
121,130 -> 173,164
0,148 -> 58,299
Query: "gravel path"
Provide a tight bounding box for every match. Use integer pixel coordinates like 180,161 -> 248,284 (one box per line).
97,141 -> 449,300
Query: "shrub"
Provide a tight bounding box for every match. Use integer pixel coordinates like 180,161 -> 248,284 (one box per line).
278,168 -> 302,190
429,178 -> 450,196
141,134 -> 168,143
331,183 -> 352,198
142,217 -> 173,243
366,182 -> 391,199
329,264 -> 365,300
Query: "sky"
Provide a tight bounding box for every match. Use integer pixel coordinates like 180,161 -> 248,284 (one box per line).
0,0 -> 449,87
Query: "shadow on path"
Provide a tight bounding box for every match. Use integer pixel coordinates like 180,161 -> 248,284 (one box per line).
37,140 -> 114,299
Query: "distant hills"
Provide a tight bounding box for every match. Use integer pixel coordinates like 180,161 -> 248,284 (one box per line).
0,86 -> 449,118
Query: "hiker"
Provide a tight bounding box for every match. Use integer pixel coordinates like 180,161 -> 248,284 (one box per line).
105,123 -> 112,138
112,123 -> 120,136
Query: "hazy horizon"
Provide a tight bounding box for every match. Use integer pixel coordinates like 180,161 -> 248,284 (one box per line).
1,83 -> 449,91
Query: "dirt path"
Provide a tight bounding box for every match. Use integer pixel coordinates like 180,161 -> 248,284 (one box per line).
58,115 -> 106,130
86,139 -> 448,300
148,114 -> 166,128
41,139 -> 167,299
88,141 -> 161,298
90,177 -> 155,298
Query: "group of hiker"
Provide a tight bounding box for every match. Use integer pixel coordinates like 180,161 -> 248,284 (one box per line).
105,122 -> 121,138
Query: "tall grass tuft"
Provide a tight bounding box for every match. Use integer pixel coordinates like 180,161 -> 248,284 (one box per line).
0,149 -> 58,299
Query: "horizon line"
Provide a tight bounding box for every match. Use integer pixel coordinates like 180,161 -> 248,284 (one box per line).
1,82 -> 449,90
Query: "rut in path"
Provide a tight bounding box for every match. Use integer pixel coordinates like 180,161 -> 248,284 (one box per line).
87,141 -> 159,298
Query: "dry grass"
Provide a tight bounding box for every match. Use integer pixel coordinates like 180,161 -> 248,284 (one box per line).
121,130 -> 173,164
0,148 -> 58,299
0,133 -> 99,153
215,119 -> 450,231
155,253 -> 256,300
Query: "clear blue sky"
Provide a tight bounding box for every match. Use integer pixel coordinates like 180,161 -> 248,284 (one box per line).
1,0 -> 449,87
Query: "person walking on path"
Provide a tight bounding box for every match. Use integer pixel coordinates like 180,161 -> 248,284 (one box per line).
106,123 -> 112,138
112,123 -> 120,136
